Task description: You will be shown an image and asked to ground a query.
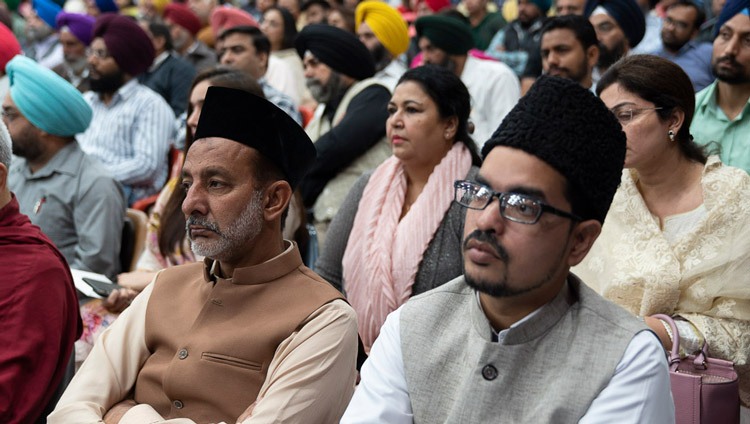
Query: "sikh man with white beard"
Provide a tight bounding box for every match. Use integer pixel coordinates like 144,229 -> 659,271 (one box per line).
53,13 -> 95,93
50,87 -> 359,424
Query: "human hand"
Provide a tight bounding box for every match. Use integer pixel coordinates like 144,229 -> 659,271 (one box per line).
644,316 -> 673,350
103,399 -> 137,424
236,398 -> 261,423
103,288 -> 139,313
117,270 -> 157,291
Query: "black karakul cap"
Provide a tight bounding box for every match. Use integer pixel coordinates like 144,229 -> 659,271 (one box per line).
295,24 -> 375,80
193,86 -> 317,189
482,76 -> 626,224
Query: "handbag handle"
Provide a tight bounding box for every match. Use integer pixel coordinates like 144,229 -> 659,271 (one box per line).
651,314 -> 708,370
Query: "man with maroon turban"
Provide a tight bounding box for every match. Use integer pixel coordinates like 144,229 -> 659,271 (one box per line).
76,13 -> 175,205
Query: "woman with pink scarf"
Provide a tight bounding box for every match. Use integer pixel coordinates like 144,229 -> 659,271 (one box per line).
316,65 -> 481,352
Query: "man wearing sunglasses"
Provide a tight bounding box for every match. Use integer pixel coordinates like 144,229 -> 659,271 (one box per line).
342,76 -> 674,423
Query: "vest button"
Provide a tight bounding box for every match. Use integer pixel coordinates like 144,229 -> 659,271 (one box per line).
178,348 -> 188,360
482,364 -> 498,381
173,399 -> 184,409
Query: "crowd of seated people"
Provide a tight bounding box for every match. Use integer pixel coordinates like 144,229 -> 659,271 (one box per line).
0,0 -> 749,421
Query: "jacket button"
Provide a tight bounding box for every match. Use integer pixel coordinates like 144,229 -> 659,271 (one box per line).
482,364 -> 498,381
178,349 -> 188,360
173,399 -> 184,409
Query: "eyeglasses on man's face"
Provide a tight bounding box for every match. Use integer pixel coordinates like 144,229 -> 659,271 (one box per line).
453,180 -> 581,225
1,108 -> 20,122
609,105 -> 663,125
86,47 -> 111,60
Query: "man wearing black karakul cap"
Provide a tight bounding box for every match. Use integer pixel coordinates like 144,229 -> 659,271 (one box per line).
296,23 -> 393,244
50,87 -> 359,424
342,76 -> 674,423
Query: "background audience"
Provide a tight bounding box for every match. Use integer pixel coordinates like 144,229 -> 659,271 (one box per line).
0,0 -> 748,420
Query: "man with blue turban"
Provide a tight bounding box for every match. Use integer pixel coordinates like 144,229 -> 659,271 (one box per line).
22,0 -> 64,69
3,55 -> 126,279
691,0 -> 750,174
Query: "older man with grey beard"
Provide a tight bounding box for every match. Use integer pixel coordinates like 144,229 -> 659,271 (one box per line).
50,87 -> 358,423
53,12 -> 95,92
296,24 -> 392,244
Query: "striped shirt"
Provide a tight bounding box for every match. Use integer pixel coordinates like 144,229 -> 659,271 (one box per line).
78,79 -> 175,203
259,77 -> 302,125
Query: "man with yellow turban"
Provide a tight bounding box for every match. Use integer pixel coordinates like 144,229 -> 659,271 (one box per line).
355,0 -> 409,91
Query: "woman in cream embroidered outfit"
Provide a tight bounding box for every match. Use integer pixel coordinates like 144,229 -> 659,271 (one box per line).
316,65 -> 481,351
574,55 -> 750,411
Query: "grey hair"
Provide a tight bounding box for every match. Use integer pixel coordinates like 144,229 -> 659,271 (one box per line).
0,120 -> 11,169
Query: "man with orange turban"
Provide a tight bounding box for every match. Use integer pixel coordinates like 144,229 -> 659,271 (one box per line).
355,0 -> 410,91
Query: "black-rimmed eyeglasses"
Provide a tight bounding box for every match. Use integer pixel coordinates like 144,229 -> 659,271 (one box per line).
453,180 -> 582,225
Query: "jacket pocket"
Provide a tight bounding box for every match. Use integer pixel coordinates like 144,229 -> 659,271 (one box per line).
201,352 -> 262,371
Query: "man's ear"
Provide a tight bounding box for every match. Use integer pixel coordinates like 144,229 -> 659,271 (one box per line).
263,180 -> 293,222
567,219 -> 602,267
587,45 -> 600,69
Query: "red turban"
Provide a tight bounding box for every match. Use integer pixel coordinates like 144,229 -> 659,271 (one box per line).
210,7 -> 258,37
164,3 -> 202,36
0,24 -> 21,73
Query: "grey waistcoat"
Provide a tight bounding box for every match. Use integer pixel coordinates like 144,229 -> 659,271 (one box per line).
400,274 -> 651,423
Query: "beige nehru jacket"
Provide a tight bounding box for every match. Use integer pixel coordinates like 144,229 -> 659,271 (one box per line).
49,242 -> 359,423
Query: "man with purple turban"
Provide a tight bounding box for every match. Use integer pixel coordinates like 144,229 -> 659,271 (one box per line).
77,13 -> 175,205
54,12 -> 95,92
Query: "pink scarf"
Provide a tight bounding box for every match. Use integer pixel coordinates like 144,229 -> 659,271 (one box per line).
342,143 -> 472,351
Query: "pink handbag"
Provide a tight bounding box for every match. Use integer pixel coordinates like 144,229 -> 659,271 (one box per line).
652,314 -> 740,424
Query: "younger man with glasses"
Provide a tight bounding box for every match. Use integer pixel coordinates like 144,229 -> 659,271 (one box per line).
342,76 -> 674,423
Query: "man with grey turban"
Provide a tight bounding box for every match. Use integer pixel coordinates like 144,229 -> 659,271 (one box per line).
4,55 -> 125,279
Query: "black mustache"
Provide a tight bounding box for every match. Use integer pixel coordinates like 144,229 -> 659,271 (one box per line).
463,230 -> 509,262
717,56 -> 740,67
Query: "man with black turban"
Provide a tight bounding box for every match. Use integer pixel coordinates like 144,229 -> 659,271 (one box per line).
587,0 -> 646,73
77,13 -> 175,205
4,55 -> 125,280
342,76 -> 674,423
296,24 -> 392,244
50,87 -> 358,423
416,14 -> 520,147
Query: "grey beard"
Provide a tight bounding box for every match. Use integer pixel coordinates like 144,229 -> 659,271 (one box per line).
65,57 -> 89,75
306,71 -> 344,104
187,190 -> 264,261
26,26 -> 54,43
